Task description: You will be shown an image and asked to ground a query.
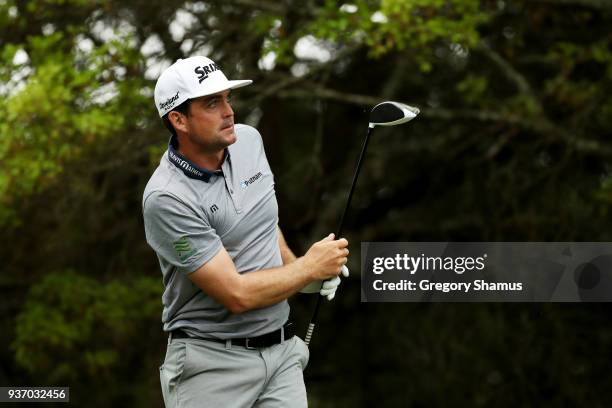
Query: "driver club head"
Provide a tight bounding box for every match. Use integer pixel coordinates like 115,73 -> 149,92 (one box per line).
369,101 -> 420,128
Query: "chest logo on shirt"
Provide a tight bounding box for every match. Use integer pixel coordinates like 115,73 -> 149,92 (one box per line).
240,171 -> 263,189
210,204 -> 219,213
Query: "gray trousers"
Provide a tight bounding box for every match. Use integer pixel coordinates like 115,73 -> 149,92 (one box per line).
160,334 -> 310,408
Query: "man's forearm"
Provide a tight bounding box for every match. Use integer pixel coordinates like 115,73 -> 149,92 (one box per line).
234,227 -> 316,311
236,258 -> 312,311
189,233 -> 347,314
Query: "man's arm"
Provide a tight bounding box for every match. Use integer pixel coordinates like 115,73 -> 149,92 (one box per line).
188,233 -> 348,314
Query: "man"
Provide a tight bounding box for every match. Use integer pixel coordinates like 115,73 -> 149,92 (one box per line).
142,56 -> 350,408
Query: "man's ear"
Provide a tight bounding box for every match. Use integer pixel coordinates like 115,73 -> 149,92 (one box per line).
168,111 -> 187,133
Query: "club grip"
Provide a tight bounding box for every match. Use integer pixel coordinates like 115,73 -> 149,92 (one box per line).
304,323 -> 315,346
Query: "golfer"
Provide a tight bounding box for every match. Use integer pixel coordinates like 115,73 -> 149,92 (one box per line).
142,56 -> 350,408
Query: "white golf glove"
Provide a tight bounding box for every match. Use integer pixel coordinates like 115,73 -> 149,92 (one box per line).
299,265 -> 349,301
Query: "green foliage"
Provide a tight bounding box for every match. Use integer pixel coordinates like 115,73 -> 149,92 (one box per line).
299,0 -> 488,69
0,27 -> 149,226
376,0 -> 486,54
358,303 -> 612,407
2,0 -> 612,406
456,74 -> 488,105
13,271 -> 161,381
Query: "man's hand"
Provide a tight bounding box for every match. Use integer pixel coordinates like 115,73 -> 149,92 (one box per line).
300,233 -> 349,281
299,233 -> 349,300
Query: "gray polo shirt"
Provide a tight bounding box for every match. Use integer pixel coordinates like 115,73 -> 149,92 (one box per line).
142,124 -> 289,339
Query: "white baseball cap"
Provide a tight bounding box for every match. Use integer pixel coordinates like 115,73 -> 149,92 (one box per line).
154,56 -> 252,117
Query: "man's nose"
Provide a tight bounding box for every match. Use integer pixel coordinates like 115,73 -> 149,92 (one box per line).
222,98 -> 234,117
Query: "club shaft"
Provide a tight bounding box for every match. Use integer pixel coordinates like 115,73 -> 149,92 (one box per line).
336,126 -> 373,238
305,126 -> 374,345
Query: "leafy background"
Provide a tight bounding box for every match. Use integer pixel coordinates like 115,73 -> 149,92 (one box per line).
1,0 -> 612,406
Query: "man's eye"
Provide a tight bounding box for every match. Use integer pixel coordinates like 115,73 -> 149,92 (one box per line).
226,95 -> 233,103
207,100 -> 218,108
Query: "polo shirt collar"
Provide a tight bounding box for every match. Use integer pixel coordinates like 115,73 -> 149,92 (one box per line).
167,136 -> 229,183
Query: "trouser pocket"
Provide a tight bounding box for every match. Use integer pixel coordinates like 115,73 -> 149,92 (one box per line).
159,342 -> 188,407
160,365 -> 169,406
294,336 -> 310,371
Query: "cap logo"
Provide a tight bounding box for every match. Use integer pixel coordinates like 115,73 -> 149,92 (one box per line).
159,91 -> 180,110
194,62 -> 221,83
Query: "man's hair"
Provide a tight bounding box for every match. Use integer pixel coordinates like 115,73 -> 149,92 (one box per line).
162,99 -> 192,139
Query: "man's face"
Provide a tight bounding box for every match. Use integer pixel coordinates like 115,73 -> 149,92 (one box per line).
181,90 -> 236,152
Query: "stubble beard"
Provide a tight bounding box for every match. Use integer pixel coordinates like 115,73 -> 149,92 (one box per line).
192,128 -> 236,155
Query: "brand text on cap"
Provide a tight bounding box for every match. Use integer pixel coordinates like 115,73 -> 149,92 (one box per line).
194,62 -> 221,83
159,91 -> 180,110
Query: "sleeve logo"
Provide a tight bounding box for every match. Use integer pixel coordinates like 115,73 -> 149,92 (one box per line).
173,237 -> 196,261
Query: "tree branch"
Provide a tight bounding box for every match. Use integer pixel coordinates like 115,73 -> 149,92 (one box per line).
277,86 -> 522,123
381,53 -> 413,99
224,0 -> 316,16
470,43 -> 611,154
277,85 -> 612,155
227,0 -> 286,13
250,43 -> 362,105
475,42 -> 536,99
532,0 -> 612,10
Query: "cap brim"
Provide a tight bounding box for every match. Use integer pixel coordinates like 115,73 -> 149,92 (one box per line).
191,79 -> 253,99
227,79 -> 252,90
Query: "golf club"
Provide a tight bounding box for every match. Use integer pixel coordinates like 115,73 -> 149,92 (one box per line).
304,101 -> 420,346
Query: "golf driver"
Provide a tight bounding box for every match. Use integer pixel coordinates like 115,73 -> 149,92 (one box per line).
304,101 -> 420,346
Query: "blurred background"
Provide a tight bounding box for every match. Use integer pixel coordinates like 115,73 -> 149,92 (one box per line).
1,0 -> 612,406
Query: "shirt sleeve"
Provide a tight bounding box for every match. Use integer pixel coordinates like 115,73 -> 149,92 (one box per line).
143,191 -> 223,274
